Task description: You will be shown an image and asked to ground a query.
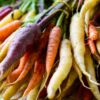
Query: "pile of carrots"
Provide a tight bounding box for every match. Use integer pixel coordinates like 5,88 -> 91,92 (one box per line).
0,0 -> 100,100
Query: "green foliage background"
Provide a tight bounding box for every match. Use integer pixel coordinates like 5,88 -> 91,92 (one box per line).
0,0 -> 16,6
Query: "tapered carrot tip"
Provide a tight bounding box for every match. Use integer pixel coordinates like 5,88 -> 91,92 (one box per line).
89,24 -> 99,41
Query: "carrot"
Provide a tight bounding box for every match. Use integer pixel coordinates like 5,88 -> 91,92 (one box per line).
85,9 -> 95,35
27,83 -> 40,100
0,9 -> 22,27
3,77 -> 27,100
7,52 -> 30,83
0,23 -> 41,77
88,39 -> 96,54
85,48 -> 100,100
0,41 -> 11,62
36,14 -> 64,99
73,59 -> 90,89
11,82 -> 28,100
46,13 -> 64,75
0,6 -> 12,20
23,10 -> 35,22
88,23 -> 99,41
0,32 -> 15,50
47,39 -> 72,99
0,20 -> 22,41
37,23 -> 55,57
0,80 -> 7,92
10,52 -> 36,85
23,57 -> 45,96
0,30 -> 17,62
0,60 -> 19,81
57,69 -> 78,99
70,13 -> 98,85
80,0 -> 100,19
46,26 -> 61,75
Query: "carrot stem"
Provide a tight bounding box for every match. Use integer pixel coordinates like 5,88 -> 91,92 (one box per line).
56,12 -> 64,28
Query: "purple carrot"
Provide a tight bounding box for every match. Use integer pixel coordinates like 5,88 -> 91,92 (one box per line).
0,0 -> 71,76
0,6 -> 13,20
0,23 -> 41,76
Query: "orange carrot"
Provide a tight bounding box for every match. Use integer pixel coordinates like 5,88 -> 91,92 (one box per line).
88,23 -> 99,41
8,23 -> 54,84
0,20 -> 22,41
46,26 -> 61,75
10,52 -> 36,85
37,23 -> 54,57
88,39 -> 96,54
7,52 -> 30,83
23,57 -> 45,96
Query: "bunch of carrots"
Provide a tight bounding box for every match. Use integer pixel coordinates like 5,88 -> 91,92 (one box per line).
0,0 -> 100,100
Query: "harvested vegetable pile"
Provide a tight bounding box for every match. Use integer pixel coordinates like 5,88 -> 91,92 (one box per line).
0,0 -> 100,100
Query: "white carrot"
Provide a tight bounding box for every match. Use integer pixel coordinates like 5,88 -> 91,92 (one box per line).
57,69 -> 78,99
85,48 -> 100,100
80,0 -> 100,19
47,39 -> 72,99
73,59 -> 90,89
70,13 -> 99,85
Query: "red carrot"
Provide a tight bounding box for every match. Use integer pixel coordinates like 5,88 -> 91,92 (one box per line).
0,6 -> 12,20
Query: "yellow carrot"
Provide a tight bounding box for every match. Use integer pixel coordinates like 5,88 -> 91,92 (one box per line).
3,79 -> 26,100
85,48 -> 100,100
57,69 -> 78,99
0,60 -> 19,81
47,39 -> 72,99
0,9 -> 22,27
23,10 -> 35,22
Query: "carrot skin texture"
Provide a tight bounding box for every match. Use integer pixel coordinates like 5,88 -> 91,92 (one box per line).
8,24 -> 53,84
85,49 -> 100,100
37,23 -> 55,57
0,6 -> 12,20
46,26 -> 61,75
0,9 -> 22,27
0,23 -> 41,76
47,39 -> 72,99
11,52 -> 36,84
0,20 -> 22,41
89,24 -> 99,41
88,39 -> 96,54
23,58 -> 45,96
7,52 -> 30,83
